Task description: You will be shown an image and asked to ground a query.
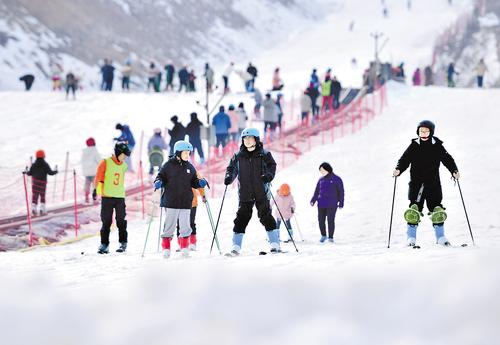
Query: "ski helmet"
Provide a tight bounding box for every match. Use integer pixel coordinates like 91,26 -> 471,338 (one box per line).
416,120 -> 435,136
114,141 -> 131,157
86,137 -> 96,146
241,127 -> 260,140
173,140 -> 193,153
35,150 -> 45,159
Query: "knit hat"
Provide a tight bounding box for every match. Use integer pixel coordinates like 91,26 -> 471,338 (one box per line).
319,162 -> 333,173
279,183 -> 290,196
86,137 -> 96,146
35,150 -> 45,159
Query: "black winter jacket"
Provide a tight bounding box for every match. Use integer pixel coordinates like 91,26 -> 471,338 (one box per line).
168,123 -> 186,146
225,143 -> 277,202
27,158 -> 57,182
156,157 -> 202,209
396,137 -> 458,185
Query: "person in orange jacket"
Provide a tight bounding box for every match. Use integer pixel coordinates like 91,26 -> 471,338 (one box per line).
93,142 -> 130,254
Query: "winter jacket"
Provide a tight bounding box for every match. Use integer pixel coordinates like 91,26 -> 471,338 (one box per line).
81,146 -> 101,177
27,158 -> 57,182
236,108 -> 248,129
168,123 -> 186,146
205,68 -> 214,83
165,65 -> 175,82
186,117 -> 204,141
321,79 -> 333,96
300,94 -> 312,112
228,110 -> 239,134
147,134 -> 168,153
475,62 -> 488,76
116,125 -> 135,147
247,65 -> 258,77
178,68 -> 189,84
273,193 -> 295,221
122,65 -> 132,77
311,172 -> 344,208
156,157 -> 203,209
262,98 -> 278,123
212,111 -> 231,134
412,69 -> 421,86
332,80 -> 342,98
225,142 -> 277,202
223,64 -> 233,77
396,137 -> 458,186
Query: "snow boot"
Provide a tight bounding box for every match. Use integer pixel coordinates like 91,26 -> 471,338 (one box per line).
328,238 -> 334,243
407,224 -> 417,246
267,229 -> 281,252
320,236 -> 328,243
231,232 -> 244,254
162,237 -> 171,259
404,204 -> 422,225
39,203 -> 46,216
189,234 -> 197,251
430,206 -> 447,224
31,203 -> 38,216
97,244 -> 109,254
179,236 -> 190,257
434,224 -> 450,246
116,242 -> 127,253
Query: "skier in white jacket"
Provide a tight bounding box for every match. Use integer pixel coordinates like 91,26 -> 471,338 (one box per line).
82,137 -> 101,203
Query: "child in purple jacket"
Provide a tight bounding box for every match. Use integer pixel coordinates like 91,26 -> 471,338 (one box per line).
310,162 -> 344,243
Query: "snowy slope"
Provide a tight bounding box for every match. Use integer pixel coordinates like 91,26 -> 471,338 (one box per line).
1,83 -> 499,344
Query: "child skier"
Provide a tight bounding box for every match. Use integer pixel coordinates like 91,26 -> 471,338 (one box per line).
26,150 -> 58,216
310,162 -> 344,243
93,142 -> 130,254
154,140 -> 208,258
393,120 -> 460,247
224,127 -> 280,255
81,137 -> 101,203
273,183 -> 296,243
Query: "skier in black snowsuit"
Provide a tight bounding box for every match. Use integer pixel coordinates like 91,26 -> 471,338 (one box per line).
393,120 -> 460,247
168,115 -> 186,155
224,127 -> 280,255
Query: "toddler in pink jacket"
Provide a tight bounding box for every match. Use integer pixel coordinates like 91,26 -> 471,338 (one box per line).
273,183 -> 296,242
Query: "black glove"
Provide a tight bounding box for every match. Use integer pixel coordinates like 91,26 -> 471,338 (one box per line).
261,174 -> 272,183
224,175 -> 232,185
92,189 -> 97,201
291,207 -> 295,214
202,195 -> 207,203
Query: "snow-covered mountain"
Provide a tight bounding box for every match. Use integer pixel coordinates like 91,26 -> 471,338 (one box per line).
0,0 -> 337,90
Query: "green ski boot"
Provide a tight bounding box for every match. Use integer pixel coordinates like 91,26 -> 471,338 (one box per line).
404,204 -> 423,225
430,206 -> 447,224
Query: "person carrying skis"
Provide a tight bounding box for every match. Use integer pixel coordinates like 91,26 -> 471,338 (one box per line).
26,150 -> 58,216
223,127 -> 280,255
272,183 -> 296,243
154,140 -> 208,258
93,142 -> 130,254
310,162 -> 344,243
393,120 -> 460,247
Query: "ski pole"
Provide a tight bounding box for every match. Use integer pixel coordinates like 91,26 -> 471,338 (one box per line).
205,197 -> 222,254
387,176 -> 398,248
292,213 -> 304,242
210,185 -> 227,254
457,180 -> 475,246
141,198 -> 157,258
270,189 -> 299,252
157,205 -> 163,252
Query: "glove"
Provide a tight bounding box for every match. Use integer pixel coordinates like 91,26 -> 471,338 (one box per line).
261,174 -> 272,183
202,195 -> 207,203
224,175 -> 232,186
198,178 -> 208,188
154,180 -> 163,191
453,171 -> 460,180
338,203 -> 344,209
92,189 -> 97,201
393,169 -> 400,177
310,201 -> 315,206
291,207 -> 295,214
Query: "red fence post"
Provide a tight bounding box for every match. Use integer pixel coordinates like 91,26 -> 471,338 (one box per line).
22,172 -> 34,247
73,170 -> 79,237
62,151 -> 69,201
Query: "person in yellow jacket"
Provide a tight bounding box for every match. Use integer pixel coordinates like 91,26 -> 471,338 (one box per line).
93,142 -> 131,254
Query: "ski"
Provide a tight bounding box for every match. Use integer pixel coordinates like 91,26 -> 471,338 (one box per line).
259,250 -> 288,255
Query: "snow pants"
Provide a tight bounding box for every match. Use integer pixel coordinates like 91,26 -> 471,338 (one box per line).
177,207 -> 197,236
233,199 -> 277,233
162,208 -> 191,238
32,179 -> 47,204
408,181 -> 443,214
318,206 -> 337,238
100,197 -> 127,245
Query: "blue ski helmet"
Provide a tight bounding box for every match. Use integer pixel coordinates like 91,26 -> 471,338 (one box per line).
241,127 -> 260,140
173,140 -> 193,153
417,120 -> 435,136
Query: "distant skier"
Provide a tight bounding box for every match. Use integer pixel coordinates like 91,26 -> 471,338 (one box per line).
204,63 -> 215,93
93,142 -> 130,254
310,162 -> 344,243
211,106 -> 231,156
114,123 -> 136,172
223,128 -> 280,255
81,137 -> 101,203
19,74 -> 35,91
246,62 -> 258,92
424,66 -> 434,86
272,67 -> 284,91
26,150 -> 58,216
222,62 -> 234,94
65,71 -> 78,99
272,183 -> 296,243
147,128 -> 168,175
447,62 -> 459,87
474,58 -> 488,88
332,76 -> 342,109
393,120 -> 460,247
164,62 -> 175,91
186,112 -> 205,164
300,89 -> 312,125
121,61 -> 132,90
154,140 -> 208,258
412,68 -> 421,86
178,65 -> 189,92
236,102 -> 248,137
168,116 -> 186,156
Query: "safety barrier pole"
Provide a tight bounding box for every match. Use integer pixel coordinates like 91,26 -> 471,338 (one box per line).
73,170 -> 78,237
22,172 -> 34,246
62,151 -> 69,201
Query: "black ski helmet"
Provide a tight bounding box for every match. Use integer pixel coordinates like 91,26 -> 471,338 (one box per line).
114,141 -> 131,157
416,120 -> 435,136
